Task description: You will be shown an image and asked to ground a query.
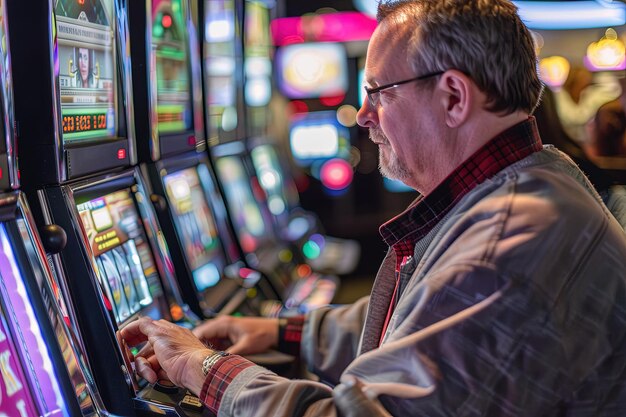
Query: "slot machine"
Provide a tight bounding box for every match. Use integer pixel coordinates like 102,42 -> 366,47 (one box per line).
203,0 -> 342,316
0,2 -> 115,415
128,0 -> 279,321
9,0 -> 218,415
241,1 -> 361,277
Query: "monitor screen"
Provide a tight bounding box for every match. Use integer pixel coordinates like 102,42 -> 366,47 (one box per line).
152,0 -> 193,134
163,166 -> 224,292
275,42 -> 348,99
56,0 -> 118,144
244,1 -> 271,108
244,1 -> 271,59
0,224 -> 68,416
0,312 -> 40,416
76,188 -> 165,324
289,111 -> 350,165
15,212 -> 96,414
250,144 -> 289,217
204,0 -> 239,140
214,156 -> 267,253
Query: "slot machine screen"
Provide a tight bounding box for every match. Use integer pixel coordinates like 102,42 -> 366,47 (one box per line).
162,166 -> 224,291
0,224 -> 68,416
289,111 -> 351,166
76,188 -> 166,324
15,211 -> 96,414
214,156 -> 268,253
152,0 -> 193,134
56,0 -> 118,144
250,144 -> 289,217
204,0 -> 240,141
275,42 -> 348,99
244,1 -> 271,108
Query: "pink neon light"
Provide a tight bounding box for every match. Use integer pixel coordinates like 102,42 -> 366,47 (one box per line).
271,12 -> 376,46
320,158 -> 353,191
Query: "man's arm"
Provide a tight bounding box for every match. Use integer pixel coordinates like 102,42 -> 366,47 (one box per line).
301,296 -> 370,384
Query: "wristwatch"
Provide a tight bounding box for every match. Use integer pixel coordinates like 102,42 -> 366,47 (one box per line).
201,351 -> 230,377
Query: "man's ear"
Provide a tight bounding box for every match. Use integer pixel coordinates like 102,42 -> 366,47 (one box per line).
438,70 -> 473,128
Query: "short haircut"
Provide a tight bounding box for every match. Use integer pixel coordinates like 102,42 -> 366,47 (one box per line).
377,0 -> 543,114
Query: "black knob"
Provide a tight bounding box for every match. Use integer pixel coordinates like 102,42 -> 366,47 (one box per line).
40,224 -> 67,254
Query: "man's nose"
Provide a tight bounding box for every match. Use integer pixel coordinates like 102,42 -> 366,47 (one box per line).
356,98 -> 378,128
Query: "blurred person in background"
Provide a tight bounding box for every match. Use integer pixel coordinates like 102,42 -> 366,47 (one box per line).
536,86 -> 626,228
585,99 -> 626,158
554,65 -> 621,144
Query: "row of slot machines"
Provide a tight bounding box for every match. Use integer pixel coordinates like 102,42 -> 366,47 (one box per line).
0,0 -> 360,416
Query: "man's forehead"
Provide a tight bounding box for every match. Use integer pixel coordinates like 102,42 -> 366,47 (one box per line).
364,22 -> 413,83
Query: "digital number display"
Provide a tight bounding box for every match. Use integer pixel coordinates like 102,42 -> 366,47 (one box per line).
62,113 -> 109,135
56,0 -> 118,144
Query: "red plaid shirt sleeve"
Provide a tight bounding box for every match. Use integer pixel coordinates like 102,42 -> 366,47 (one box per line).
200,355 -> 255,414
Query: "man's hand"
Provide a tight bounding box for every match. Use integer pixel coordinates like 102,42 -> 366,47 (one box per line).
192,316 -> 279,355
120,317 -> 212,396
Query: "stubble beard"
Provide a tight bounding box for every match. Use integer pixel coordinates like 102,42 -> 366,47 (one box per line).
371,129 -> 411,182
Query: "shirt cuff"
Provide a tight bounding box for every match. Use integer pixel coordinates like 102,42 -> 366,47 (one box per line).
277,315 -> 304,356
200,355 -> 255,414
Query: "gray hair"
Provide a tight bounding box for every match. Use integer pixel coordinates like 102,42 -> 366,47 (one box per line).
377,0 -> 543,114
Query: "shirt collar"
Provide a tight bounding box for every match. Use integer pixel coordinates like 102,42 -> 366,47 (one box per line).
380,117 -> 543,256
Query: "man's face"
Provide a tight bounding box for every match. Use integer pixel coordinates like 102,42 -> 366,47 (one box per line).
356,22 -> 443,193
78,48 -> 89,83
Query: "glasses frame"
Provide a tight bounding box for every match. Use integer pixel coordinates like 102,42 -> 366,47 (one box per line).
364,71 -> 445,107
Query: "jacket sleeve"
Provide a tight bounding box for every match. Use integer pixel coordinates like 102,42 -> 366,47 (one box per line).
301,296 -> 370,384
215,254 -> 626,417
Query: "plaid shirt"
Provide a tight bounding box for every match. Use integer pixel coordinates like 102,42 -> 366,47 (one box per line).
379,117 -> 542,261
200,118 -> 543,413
378,117 -> 542,341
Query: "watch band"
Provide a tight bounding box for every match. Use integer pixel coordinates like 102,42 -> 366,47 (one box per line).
202,351 -> 230,377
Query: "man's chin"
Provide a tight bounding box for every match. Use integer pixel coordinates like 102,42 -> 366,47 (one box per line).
379,163 -> 411,184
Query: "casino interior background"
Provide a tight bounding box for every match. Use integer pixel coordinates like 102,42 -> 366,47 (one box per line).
0,0 -> 622,415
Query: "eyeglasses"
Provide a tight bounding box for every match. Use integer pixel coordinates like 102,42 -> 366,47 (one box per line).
364,71 -> 445,108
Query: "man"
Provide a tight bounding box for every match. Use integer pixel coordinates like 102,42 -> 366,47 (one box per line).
121,1 -> 626,415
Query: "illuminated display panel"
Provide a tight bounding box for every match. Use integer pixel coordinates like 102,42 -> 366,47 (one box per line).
56,0 -> 118,144
275,42 -> 348,99
214,156 -> 267,254
15,215 -> 95,414
289,111 -> 350,165
152,0 -> 193,134
244,1 -> 271,108
0,224 -> 68,416
0,312 -> 39,416
204,0 -> 239,141
163,166 -> 224,291
76,188 -> 165,324
250,145 -> 288,217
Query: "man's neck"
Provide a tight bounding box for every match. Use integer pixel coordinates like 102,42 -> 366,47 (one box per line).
456,111 -> 530,161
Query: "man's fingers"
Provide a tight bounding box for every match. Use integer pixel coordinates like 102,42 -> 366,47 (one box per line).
192,317 -> 231,342
135,343 -> 154,359
156,368 -> 170,381
135,356 -> 157,384
119,317 -> 157,347
226,337 -> 251,355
